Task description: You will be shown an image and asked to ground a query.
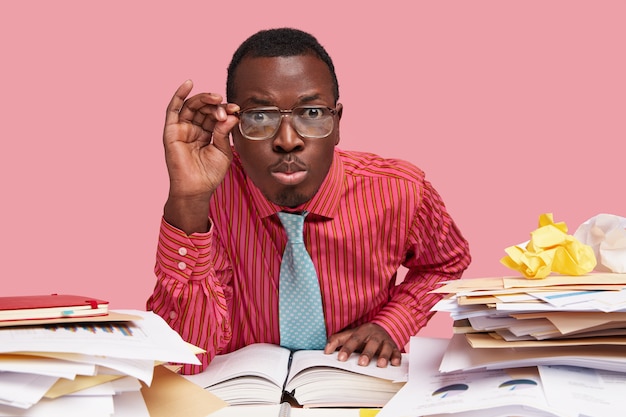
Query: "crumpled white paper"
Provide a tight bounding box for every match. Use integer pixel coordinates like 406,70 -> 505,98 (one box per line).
573,213 -> 626,273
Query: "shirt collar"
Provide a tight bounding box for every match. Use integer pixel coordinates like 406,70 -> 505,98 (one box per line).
243,150 -> 345,220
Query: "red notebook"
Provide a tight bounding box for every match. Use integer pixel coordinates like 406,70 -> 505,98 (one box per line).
0,294 -> 109,322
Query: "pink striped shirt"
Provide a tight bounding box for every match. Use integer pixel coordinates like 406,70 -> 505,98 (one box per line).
148,148 -> 471,374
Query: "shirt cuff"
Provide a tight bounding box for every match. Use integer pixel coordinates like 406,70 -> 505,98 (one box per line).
156,217 -> 214,282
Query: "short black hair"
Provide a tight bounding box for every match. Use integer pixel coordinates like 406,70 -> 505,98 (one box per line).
226,28 -> 339,103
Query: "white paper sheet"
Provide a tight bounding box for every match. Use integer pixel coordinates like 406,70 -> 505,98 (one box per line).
111,391 -> 150,417
574,213 -> 626,273
378,337 -> 573,417
0,310 -> 200,377
0,354 -> 94,379
0,395 -> 114,417
0,372 -> 58,409
539,364 -> 626,417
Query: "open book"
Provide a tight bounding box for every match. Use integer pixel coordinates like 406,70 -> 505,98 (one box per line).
183,343 -> 408,408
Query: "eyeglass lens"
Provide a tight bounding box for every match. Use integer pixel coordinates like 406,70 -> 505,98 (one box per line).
239,107 -> 334,140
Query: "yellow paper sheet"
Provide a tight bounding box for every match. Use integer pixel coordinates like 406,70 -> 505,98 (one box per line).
457,295 -> 501,305
511,311 -> 626,335
0,311 -> 143,328
140,365 -> 227,417
503,272 -> 626,288
46,374 -> 123,399
430,277 -> 506,293
432,274 -> 626,295
466,332 -> 626,348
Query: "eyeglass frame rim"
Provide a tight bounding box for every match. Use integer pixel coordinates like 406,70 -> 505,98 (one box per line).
233,105 -> 338,141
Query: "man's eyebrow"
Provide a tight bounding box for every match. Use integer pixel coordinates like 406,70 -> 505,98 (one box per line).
248,97 -> 273,106
299,94 -> 321,103
245,94 -> 323,107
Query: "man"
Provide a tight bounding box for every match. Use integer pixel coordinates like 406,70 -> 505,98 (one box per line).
147,28 -> 471,374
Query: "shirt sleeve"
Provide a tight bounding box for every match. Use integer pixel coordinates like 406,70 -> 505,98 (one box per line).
371,179 -> 471,348
146,217 -> 232,374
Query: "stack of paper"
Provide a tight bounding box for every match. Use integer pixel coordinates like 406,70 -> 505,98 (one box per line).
0,308 -> 206,417
378,336 -> 626,417
429,273 -> 626,373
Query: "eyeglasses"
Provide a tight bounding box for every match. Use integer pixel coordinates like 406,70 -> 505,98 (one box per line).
235,105 -> 338,141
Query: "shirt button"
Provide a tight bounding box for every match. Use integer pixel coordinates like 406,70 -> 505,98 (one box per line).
177,261 -> 187,270
178,247 -> 188,256
169,311 -> 178,320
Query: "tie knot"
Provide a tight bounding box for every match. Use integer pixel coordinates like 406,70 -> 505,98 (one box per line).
277,211 -> 307,242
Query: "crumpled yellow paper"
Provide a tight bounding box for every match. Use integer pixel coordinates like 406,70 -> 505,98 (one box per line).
500,213 -> 597,279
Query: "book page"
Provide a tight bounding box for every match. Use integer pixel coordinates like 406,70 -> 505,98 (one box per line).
183,343 -> 291,388
288,350 -> 408,383
286,367 -> 405,408
285,350 -> 408,408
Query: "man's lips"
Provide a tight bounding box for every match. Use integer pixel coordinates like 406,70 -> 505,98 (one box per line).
271,169 -> 308,185
271,160 -> 308,186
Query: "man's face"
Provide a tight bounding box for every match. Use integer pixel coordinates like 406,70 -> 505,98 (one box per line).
229,54 -> 342,208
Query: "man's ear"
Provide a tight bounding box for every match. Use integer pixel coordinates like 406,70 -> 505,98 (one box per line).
334,103 -> 343,145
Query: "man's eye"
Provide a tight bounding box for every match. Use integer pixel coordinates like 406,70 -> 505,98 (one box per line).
251,112 -> 269,122
300,108 -> 324,120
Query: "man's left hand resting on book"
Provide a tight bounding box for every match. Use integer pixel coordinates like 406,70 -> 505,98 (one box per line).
325,323 -> 402,367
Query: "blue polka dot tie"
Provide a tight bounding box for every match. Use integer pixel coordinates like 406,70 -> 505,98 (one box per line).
277,211 -> 327,351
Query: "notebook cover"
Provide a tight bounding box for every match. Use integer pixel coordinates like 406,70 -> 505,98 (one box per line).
0,294 -> 109,311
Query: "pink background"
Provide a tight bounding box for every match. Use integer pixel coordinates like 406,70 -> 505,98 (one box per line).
1,1 -> 624,338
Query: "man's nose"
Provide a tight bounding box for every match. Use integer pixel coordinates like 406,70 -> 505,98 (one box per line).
272,115 -> 304,153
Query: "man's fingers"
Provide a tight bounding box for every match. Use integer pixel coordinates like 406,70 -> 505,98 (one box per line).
326,327 -> 375,362
357,337 -> 385,366
165,80 -> 194,126
167,80 -> 226,129
325,331 -> 351,359
338,332 -> 366,362
326,324 -> 403,367
192,111 -> 207,128
324,339 -> 339,355
375,342 -> 401,368
390,349 -> 402,366
198,102 -> 239,133
210,115 -> 239,155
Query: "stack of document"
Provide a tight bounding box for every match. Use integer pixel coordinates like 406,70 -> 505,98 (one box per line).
0,308 -> 204,417
430,272 -> 626,373
378,336 -> 626,417
376,273 -> 626,416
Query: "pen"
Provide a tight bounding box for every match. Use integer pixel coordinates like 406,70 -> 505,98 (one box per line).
278,401 -> 291,417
